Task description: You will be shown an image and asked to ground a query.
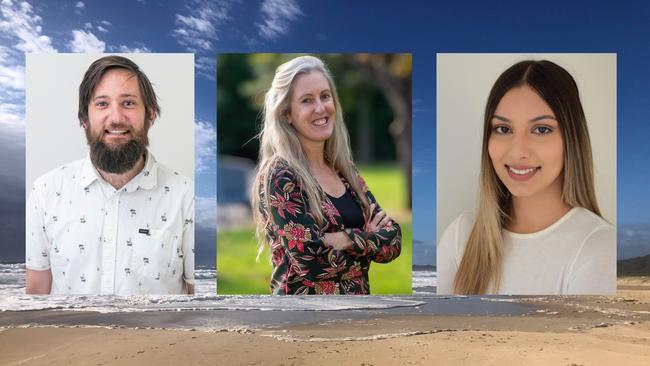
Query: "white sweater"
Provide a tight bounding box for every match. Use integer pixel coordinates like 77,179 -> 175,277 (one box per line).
437,207 -> 616,295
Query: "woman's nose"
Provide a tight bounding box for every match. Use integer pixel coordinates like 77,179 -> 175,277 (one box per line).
508,132 -> 531,159
314,100 -> 325,114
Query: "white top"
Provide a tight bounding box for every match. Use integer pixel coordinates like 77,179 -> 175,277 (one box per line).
437,207 -> 616,295
26,150 -> 195,295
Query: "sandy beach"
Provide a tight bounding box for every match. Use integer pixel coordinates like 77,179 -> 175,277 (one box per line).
1,277 -> 649,366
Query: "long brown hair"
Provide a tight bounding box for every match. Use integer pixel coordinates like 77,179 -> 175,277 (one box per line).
453,60 -> 601,294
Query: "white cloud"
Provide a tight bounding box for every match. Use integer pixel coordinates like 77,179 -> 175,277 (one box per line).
195,56 -> 216,81
195,120 -> 216,173
97,25 -> 108,33
256,0 -> 302,40
100,20 -> 112,26
0,0 -> 57,131
74,1 -> 84,15
172,0 -> 233,52
68,29 -> 105,52
84,21 -> 92,29
195,195 -> 216,229
0,0 -> 57,53
116,44 -> 151,53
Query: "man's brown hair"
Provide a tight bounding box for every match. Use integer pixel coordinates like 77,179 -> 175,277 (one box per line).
78,55 -> 160,125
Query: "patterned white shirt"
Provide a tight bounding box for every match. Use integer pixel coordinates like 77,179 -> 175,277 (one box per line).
26,150 -> 194,295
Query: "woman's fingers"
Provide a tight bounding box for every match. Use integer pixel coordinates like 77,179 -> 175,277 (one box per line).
378,214 -> 391,228
371,209 -> 386,227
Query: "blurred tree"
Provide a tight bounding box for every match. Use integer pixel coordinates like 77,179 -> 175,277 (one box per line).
345,54 -> 412,208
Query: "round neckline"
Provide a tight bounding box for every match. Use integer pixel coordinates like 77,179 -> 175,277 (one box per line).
504,207 -> 580,239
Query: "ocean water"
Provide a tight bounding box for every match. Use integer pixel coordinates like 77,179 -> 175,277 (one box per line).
0,263 -> 436,313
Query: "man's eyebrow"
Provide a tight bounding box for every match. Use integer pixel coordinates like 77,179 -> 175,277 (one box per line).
92,93 -> 139,101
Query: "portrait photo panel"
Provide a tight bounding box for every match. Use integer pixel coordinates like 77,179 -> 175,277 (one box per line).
25,53 -> 195,295
436,53 -> 616,295
216,53 -> 412,295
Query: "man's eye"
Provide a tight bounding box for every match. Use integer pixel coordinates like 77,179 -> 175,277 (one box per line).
493,125 -> 511,134
533,126 -> 553,134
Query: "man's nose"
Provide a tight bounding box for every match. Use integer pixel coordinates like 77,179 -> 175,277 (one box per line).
108,104 -> 126,123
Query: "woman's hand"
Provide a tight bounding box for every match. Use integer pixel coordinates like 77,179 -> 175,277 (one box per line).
364,203 -> 393,232
323,232 -> 353,251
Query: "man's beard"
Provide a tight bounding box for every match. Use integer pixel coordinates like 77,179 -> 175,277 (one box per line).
86,124 -> 149,174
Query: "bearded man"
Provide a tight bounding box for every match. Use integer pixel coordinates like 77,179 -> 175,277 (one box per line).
25,55 -> 194,295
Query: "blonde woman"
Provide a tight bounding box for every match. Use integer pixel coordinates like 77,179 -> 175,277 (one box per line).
437,60 -> 615,295
252,55 -> 402,295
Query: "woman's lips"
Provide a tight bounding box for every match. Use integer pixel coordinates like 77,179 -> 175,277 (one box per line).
506,164 -> 540,181
312,117 -> 328,126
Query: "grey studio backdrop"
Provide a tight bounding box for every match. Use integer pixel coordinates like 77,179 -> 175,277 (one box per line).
436,53 -> 616,246
26,53 -> 195,192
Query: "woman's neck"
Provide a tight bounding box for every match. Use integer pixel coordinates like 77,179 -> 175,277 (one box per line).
301,140 -> 328,170
507,183 -> 572,234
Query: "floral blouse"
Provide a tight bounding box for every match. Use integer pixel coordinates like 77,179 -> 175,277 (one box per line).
259,161 -> 402,295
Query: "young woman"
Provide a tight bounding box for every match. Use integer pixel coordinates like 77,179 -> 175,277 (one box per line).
437,60 -> 615,295
252,55 -> 402,295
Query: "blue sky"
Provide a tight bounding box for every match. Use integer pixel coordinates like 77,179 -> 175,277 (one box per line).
1,0 -> 649,264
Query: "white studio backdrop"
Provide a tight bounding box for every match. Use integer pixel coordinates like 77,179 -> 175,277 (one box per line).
436,53 -> 616,245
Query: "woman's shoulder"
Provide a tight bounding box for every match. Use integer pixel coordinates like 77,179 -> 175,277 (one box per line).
567,207 -> 614,238
267,159 -> 298,181
265,159 -> 305,193
439,212 -> 475,253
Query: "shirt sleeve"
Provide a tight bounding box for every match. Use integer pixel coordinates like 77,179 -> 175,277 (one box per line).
25,179 -> 51,270
181,187 -> 195,286
264,164 -> 342,283
342,171 -> 402,263
567,224 -> 616,295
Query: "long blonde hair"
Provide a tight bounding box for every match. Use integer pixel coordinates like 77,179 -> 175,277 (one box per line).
252,55 -> 369,258
453,60 -> 601,294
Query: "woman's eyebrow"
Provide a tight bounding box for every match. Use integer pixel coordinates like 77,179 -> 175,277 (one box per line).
529,115 -> 557,122
493,114 -> 557,123
493,115 -> 511,123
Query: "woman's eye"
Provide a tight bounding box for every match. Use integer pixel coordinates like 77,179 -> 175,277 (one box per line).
95,101 -> 108,108
301,98 -> 312,104
533,126 -> 553,134
493,125 -> 511,134
123,100 -> 136,107
321,93 -> 331,101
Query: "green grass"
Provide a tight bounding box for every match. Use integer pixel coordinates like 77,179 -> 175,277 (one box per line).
217,164 -> 412,295
357,165 -> 406,211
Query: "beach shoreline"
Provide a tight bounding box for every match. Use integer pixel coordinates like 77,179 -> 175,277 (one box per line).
1,277 -> 649,365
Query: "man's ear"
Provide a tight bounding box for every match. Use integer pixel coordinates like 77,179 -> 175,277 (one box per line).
147,109 -> 157,127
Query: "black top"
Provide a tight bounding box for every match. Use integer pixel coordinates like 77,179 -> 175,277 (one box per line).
327,188 -> 365,229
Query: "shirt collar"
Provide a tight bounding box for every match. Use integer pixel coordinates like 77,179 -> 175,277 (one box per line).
80,149 -> 159,191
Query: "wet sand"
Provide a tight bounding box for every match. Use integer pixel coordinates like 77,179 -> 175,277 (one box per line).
1,278 -> 649,366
